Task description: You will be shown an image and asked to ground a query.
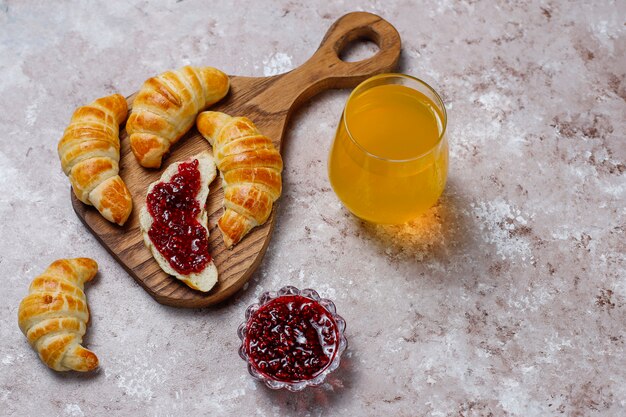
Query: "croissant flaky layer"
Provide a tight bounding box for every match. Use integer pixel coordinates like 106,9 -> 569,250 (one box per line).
17,258 -> 99,372
127,66 -> 230,168
58,94 -> 132,226
196,111 -> 283,248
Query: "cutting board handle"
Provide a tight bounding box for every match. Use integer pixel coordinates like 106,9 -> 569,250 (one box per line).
307,11 -> 402,87
254,12 -> 402,111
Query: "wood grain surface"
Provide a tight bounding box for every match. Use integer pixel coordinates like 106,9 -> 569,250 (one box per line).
71,11 -> 401,307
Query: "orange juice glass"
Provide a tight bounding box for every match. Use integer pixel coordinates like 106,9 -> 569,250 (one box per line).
328,73 -> 448,224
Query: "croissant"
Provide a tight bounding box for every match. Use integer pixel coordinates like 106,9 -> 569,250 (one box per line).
127,66 -> 230,168
58,94 -> 132,226
196,112 -> 283,248
17,258 -> 99,372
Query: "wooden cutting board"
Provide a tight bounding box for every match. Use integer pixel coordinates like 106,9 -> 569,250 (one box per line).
72,12 -> 401,308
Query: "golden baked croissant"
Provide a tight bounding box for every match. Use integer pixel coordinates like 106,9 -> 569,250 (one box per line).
17,258 -> 99,372
196,112 -> 283,248
127,66 -> 230,168
58,94 -> 132,226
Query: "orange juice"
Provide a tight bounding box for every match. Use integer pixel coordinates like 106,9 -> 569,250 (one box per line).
328,74 -> 448,224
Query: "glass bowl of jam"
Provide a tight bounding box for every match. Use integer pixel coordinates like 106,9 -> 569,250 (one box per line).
238,286 -> 347,391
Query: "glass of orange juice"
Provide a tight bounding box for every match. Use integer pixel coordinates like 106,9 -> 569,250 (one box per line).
328,73 -> 448,224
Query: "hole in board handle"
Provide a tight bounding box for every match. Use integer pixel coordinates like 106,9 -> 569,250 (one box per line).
339,38 -> 380,63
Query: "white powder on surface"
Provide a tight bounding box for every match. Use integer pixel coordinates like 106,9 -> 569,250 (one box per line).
104,355 -> 168,401
0,387 -> 10,402
471,199 -> 533,261
262,52 -> 293,76
24,102 -> 38,126
63,404 -> 84,417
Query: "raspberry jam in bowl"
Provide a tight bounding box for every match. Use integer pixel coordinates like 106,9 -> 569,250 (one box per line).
238,286 -> 347,391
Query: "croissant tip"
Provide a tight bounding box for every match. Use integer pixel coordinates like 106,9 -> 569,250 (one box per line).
73,348 -> 99,372
114,207 -> 132,226
85,353 -> 99,371
74,257 -> 98,272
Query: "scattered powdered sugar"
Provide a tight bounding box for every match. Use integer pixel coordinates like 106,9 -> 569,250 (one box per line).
551,228 -> 571,240
507,286 -> 555,312
104,355 -> 168,401
386,338 -> 403,354
498,378 -> 544,416
435,0 -> 455,14
591,20 -> 618,42
601,180 -> 626,198
312,282 -> 337,300
0,150 -> 45,205
199,377 -> 249,413
476,91 -> 514,115
63,404 -> 84,417
262,52 -> 293,76
217,388 -> 246,402
472,199 -> 533,261
24,102 -> 38,127
545,335 -> 573,354
253,284 -> 265,298
0,387 -> 10,402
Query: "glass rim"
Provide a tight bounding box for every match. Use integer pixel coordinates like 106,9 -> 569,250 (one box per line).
342,72 -> 448,163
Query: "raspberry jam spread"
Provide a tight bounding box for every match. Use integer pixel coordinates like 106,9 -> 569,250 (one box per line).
244,294 -> 339,382
146,159 -> 211,275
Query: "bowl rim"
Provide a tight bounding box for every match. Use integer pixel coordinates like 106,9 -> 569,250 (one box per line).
237,285 -> 348,391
